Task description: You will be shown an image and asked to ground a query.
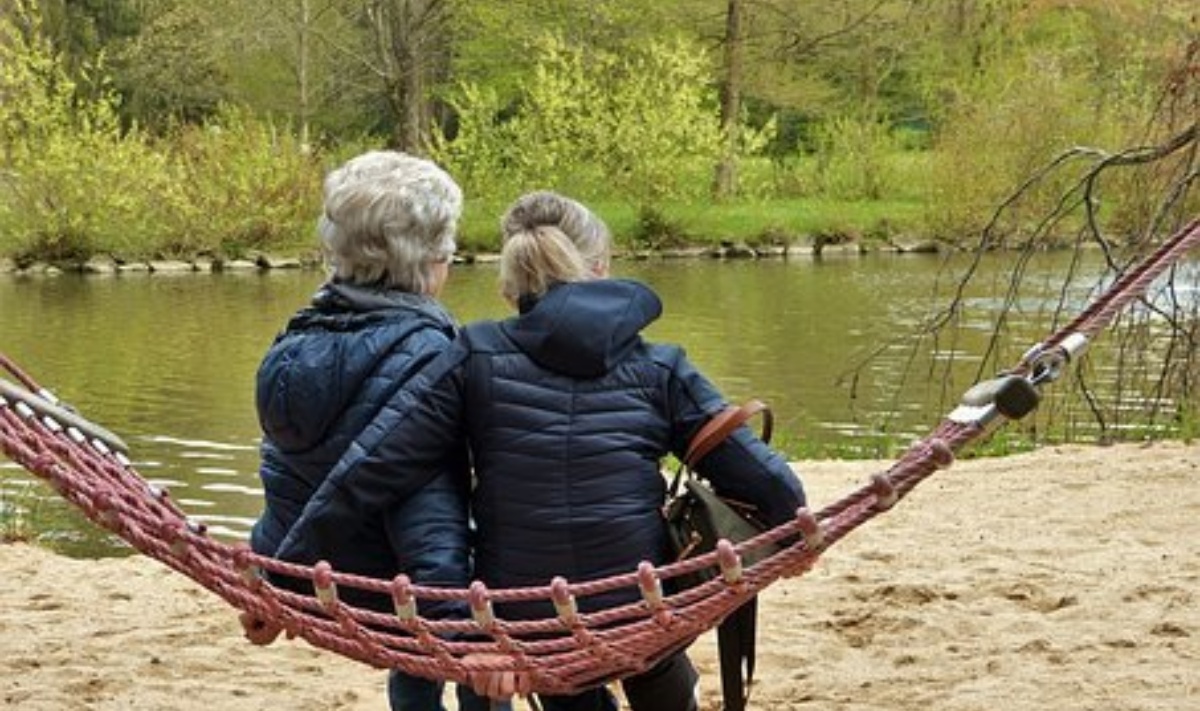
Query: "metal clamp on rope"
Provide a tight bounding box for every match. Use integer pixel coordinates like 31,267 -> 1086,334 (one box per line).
1024,332 -> 1090,386
870,472 -> 898,511
169,524 -> 192,558
949,372 -> 1042,425
13,400 -> 34,421
796,508 -> 825,551
147,482 -> 170,502
637,562 -> 674,626
637,562 -> 665,607
233,545 -> 263,590
94,491 -> 120,530
67,426 -> 87,445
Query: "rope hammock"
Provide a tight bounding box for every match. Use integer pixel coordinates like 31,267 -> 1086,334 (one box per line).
1,216 -> 1197,697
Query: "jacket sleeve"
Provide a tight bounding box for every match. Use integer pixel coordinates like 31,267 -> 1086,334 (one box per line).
384,466 -> 471,619
666,347 -> 807,528
273,342 -> 471,565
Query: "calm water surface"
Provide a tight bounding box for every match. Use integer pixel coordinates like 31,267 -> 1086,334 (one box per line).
1,252 -> 1192,556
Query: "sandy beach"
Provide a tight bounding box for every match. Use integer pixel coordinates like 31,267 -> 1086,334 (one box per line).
3,442 -> 1197,710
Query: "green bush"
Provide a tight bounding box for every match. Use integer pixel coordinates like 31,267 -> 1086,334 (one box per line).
1,129 -> 175,262
924,50 -> 1148,244
0,2 -> 170,262
0,4 -> 324,263
434,35 -> 724,205
810,113 -> 904,201
161,106 -> 323,259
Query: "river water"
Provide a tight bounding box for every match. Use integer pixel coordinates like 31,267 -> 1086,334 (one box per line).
1,250 -> 1194,556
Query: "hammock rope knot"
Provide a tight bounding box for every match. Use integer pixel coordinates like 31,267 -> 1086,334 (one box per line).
795,508 -> 825,550
312,561 -> 339,608
869,473 -> 898,511
391,574 -> 418,622
716,540 -> 744,585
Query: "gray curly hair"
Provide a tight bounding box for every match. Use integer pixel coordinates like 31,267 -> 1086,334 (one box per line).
318,150 -> 462,293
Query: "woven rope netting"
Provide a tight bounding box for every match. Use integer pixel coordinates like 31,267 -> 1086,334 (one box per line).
1,217 -> 1197,696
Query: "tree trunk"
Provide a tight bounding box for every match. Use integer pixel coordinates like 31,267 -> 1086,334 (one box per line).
368,0 -> 450,155
297,0 -> 312,152
713,0 -> 744,200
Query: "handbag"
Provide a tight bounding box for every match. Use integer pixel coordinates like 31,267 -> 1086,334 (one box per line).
664,398 -> 778,588
663,399 -> 780,711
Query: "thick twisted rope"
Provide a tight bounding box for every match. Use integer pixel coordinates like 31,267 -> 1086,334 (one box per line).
1,216 -> 1197,695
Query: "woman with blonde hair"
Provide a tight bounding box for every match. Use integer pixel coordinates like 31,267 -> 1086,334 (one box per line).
277,190 -> 806,711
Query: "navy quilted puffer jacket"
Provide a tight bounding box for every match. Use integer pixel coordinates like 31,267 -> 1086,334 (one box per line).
250,281 -> 469,615
276,279 -> 805,618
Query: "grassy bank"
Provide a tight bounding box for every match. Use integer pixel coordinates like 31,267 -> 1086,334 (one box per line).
459,196 -> 931,255
0,193 -> 936,271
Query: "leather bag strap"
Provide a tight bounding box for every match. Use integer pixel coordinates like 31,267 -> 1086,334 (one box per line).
683,398 -> 773,469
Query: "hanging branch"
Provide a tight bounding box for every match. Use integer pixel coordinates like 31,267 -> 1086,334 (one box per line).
840,36 -> 1198,449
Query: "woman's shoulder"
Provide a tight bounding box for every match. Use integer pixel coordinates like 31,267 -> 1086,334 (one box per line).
640,340 -> 687,367
458,318 -> 516,351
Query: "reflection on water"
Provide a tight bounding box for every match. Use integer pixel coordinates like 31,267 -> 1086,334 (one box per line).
1,251 -> 1195,557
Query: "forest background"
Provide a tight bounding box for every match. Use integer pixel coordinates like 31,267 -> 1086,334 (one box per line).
0,0 -> 1196,265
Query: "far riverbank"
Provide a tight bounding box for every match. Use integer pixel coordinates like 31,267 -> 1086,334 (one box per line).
0,232 -> 945,278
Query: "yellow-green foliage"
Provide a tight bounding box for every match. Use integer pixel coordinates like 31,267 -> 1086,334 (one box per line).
161,106 -> 322,258
930,55 -> 1076,239
809,113 -> 905,201
926,48 -> 1155,244
430,82 -> 519,201
0,2 -> 167,261
434,35 -> 723,204
3,126 -> 175,261
0,2 -> 323,263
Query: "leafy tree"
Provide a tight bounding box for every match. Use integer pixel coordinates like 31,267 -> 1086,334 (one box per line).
0,0 -> 170,260
30,0 -> 142,73
712,0 -> 745,199
435,34 -> 723,206
211,0 -> 369,149
345,0 -> 455,153
453,0 -> 679,99
920,0 -> 1196,240
109,2 -> 229,129
245,0 -> 463,153
676,0 -> 927,196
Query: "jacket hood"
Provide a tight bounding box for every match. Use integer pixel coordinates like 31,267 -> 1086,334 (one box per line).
316,281 -> 456,323
500,279 -> 662,378
257,283 -> 455,452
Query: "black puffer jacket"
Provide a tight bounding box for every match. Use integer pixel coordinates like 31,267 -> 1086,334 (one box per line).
251,281 -> 469,615
276,279 -> 805,618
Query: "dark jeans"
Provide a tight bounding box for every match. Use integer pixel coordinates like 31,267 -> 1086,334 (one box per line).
533,652 -> 699,711
387,670 -> 513,711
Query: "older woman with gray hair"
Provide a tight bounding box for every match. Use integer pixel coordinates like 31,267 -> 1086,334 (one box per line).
244,150 -> 500,711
